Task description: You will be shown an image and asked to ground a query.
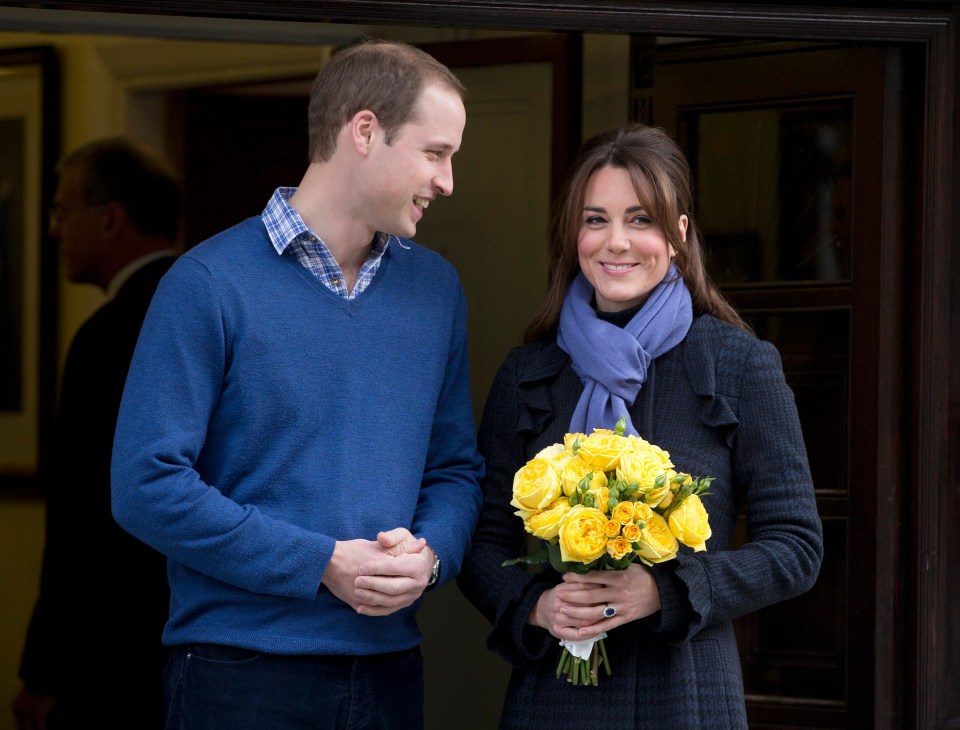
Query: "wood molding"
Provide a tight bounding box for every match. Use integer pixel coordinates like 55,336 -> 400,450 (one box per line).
1,1 -> 956,726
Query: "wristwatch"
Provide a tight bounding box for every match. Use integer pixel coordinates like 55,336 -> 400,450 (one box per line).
426,553 -> 441,589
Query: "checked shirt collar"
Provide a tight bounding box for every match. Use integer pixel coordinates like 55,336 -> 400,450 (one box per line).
262,186 -> 391,300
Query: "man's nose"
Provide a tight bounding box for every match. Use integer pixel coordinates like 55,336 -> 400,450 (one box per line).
434,158 -> 454,197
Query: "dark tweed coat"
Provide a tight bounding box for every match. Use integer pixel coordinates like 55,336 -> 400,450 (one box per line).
457,314 -> 823,729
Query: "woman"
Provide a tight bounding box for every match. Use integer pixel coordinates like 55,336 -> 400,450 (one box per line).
457,124 -> 823,729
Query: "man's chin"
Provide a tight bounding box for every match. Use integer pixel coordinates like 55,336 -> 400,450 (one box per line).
391,223 -> 416,239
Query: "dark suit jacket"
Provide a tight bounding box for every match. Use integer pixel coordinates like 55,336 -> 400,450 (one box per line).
19,255 -> 176,726
457,314 -> 823,730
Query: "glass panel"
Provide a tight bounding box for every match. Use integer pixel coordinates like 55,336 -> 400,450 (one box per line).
684,101 -> 853,284
745,310 -> 850,494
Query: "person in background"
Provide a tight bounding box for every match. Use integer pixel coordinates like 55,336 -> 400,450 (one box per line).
110,38 -> 483,730
457,123 -> 823,729
12,136 -> 181,730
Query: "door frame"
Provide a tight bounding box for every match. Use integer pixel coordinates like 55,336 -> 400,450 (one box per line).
652,40 -> 896,729
15,2 -> 959,727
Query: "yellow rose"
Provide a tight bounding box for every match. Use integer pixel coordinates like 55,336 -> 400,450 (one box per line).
534,443 -> 566,461
617,445 -> 673,490
625,434 -> 651,450
513,507 -> 535,522
611,500 -> 636,525
523,498 -> 573,540
585,485 -> 611,514
604,520 -> 621,538
563,432 -> 586,451
577,430 -> 630,472
668,493 -> 712,552
561,456 -> 608,497
621,522 -> 640,543
627,435 -> 674,464
511,458 -> 563,511
633,502 -> 678,564
644,469 -> 687,508
606,536 -> 632,560
558,505 -> 609,563
638,480 -> 673,509
535,443 -> 575,478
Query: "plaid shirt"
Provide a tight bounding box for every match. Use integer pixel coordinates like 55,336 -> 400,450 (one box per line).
261,187 -> 392,300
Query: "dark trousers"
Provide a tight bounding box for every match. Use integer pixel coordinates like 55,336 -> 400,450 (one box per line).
163,643 -> 424,730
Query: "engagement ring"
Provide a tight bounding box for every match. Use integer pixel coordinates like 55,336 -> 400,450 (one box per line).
603,604 -> 617,618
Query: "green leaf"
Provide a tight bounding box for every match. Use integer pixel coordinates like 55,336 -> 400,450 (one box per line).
547,542 -> 570,573
502,546 -> 550,567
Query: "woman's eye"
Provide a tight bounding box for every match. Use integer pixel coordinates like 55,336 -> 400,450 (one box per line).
631,214 -> 653,225
584,215 -> 606,226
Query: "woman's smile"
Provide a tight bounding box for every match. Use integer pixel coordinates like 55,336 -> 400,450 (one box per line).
577,165 -> 685,312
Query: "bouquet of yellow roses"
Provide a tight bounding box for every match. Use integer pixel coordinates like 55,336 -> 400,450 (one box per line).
503,417 -> 713,686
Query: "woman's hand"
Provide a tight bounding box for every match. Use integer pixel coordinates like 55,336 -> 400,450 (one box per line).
527,563 -> 661,640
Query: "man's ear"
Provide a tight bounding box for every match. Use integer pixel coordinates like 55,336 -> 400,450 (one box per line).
99,200 -> 127,239
350,110 -> 379,155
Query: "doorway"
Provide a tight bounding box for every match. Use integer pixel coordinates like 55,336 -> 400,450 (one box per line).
647,39 -> 911,728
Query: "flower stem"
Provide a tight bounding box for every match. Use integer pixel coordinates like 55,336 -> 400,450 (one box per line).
598,638 -> 612,676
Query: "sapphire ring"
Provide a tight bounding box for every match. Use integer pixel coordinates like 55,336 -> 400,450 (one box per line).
602,604 -> 617,619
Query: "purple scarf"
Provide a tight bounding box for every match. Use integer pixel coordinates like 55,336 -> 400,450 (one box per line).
556,265 -> 693,437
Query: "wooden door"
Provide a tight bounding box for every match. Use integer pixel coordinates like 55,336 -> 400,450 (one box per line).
648,40 -> 904,728
174,88 -> 310,248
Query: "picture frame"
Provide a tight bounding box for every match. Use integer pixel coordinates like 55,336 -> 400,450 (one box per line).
0,46 -> 59,488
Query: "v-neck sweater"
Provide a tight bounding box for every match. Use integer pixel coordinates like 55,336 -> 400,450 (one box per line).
112,216 -> 483,655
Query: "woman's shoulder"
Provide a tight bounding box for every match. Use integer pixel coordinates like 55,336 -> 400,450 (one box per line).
685,314 -> 772,363
688,313 -> 756,345
681,314 -> 785,397
502,337 -> 569,385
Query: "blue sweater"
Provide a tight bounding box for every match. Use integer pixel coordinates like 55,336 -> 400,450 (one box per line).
112,218 -> 483,655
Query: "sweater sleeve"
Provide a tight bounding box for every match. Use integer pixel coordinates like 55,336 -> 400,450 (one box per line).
111,257 -> 332,600
456,348 -> 560,667
648,336 -> 824,642
410,283 -> 484,587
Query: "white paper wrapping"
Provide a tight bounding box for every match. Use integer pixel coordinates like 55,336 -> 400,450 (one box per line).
559,632 -> 607,661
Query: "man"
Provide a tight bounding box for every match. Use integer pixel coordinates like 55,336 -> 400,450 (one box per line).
110,38 -> 483,729
12,137 -> 181,730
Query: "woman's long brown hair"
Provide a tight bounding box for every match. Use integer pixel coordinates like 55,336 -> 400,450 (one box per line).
525,123 -> 751,342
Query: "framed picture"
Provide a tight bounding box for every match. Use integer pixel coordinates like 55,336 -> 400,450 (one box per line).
0,46 -> 58,487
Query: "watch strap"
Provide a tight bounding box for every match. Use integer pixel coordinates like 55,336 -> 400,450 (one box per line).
426,553 -> 441,589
